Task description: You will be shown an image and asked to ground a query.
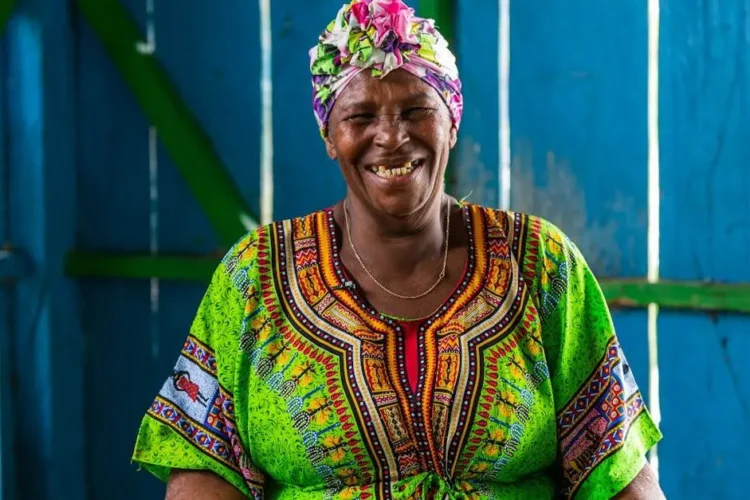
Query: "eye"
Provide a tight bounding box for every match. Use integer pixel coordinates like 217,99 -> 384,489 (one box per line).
346,112 -> 376,124
402,107 -> 435,121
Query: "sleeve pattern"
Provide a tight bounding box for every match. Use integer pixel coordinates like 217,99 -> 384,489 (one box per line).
137,231 -> 267,498
145,334 -> 265,495
556,337 -> 647,497
525,216 -> 659,499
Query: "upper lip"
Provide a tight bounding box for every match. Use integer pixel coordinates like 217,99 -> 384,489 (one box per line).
365,157 -> 422,168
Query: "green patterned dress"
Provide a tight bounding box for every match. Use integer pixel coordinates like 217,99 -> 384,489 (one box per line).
132,204 -> 662,499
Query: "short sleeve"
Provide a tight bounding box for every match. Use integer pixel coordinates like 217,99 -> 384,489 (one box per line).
531,219 -> 662,499
131,233 -> 266,498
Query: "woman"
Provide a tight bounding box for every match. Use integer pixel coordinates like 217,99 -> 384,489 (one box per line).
132,1 -> 663,498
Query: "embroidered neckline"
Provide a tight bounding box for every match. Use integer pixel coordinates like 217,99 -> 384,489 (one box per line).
320,203 -> 484,330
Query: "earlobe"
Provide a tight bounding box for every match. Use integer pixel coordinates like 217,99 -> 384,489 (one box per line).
449,127 -> 458,149
324,136 -> 338,160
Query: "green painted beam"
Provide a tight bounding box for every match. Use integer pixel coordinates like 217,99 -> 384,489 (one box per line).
418,0 -> 456,189
419,0 -> 453,42
76,0 -> 258,247
599,280 -> 750,315
65,252 -> 750,314
0,0 -> 16,37
66,252 -> 219,282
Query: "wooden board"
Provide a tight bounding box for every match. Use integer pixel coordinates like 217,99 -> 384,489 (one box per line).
0,35 -> 16,500
508,0 -> 652,401
74,2 -> 156,497
658,0 -> 750,497
5,2 -> 85,499
272,0 -> 347,220
453,0 -> 500,204
77,1 -> 266,498
154,0 -> 262,253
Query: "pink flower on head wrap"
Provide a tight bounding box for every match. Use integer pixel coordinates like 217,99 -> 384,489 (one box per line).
370,0 -> 418,46
350,1 -> 371,26
309,0 -> 463,138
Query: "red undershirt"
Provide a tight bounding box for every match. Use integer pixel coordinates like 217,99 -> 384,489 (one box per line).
393,257 -> 469,394
399,320 -> 422,392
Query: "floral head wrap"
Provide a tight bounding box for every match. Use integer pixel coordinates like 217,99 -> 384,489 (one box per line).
309,0 -> 463,138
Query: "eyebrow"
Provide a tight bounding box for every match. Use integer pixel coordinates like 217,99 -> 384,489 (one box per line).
337,93 -> 438,114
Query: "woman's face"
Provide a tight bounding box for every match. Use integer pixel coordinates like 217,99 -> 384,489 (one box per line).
325,69 -> 457,218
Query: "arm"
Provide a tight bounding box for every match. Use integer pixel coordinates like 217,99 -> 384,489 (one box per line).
614,464 -> 665,500
132,232 -> 266,498
166,470 -> 246,500
525,216 -> 663,499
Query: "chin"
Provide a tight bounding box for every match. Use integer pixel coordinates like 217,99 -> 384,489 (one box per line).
367,192 -> 429,219
360,169 -> 442,216
375,202 -> 417,218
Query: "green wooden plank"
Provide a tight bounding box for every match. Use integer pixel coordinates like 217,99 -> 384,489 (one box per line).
66,252 -> 219,282
0,0 -> 15,38
418,0 -> 456,190
599,280 -> 750,314
65,252 -> 750,313
76,0 -> 258,247
418,0 -> 453,42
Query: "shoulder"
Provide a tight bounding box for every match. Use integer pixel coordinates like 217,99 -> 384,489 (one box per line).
469,203 -> 580,258
469,204 -> 587,299
217,209 -> 325,284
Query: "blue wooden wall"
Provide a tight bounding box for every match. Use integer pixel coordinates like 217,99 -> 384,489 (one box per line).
3,1 -> 84,499
658,0 -> 750,496
0,0 -> 748,499
458,1 -> 749,499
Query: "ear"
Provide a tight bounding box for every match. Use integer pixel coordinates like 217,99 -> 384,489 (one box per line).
449,127 -> 458,149
324,134 -> 338,160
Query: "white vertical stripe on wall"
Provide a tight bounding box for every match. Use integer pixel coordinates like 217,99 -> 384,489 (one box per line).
259,0 -> 274,226
647,0 -> 662,477
148,125 -> 160,359
137,0 -> 161,359
498,0 -> 511,210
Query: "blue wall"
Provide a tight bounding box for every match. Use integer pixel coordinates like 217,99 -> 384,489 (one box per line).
0,0 -> 748,499
2,1 -> 84,499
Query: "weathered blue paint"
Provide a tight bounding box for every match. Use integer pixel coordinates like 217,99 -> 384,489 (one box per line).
509,0 -> 651,403
5,0 -> 85,498
0,249 -> 25,281
151,0 -> 262,252
147,3 -> 264,494
0,34 -> 18,500
509,0 -> 649,279
74,0 -> 156,497
272,1 -> 346,221
5,1 -> 744,499
453,0 -> 499,205
658,0 -> 750,497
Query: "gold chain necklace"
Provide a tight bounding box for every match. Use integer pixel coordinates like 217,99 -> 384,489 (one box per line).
343,198 -> 450,300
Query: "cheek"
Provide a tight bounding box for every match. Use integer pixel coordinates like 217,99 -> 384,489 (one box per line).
332,131 -> 366,177
331,127 -> 368,172
420,121 -> 452,155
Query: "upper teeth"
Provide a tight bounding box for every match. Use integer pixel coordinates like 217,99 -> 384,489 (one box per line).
369,162 -> 416,178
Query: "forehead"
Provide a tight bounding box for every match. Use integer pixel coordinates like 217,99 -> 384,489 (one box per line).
335,69 -> 440,107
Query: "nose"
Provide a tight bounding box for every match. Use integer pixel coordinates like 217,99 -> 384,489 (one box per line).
373,115 -> 408,150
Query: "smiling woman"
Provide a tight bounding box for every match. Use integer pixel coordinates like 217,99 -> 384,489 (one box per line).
131,1 -> 664,499
325,70 -> 456,221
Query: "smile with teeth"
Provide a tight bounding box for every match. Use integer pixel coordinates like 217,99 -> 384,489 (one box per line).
367,160 -> 423,179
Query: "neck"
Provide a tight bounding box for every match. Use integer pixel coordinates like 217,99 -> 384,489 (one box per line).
342,194 -> 449,270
